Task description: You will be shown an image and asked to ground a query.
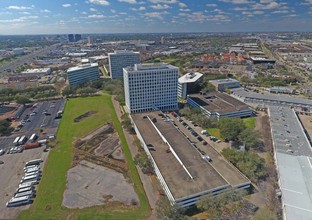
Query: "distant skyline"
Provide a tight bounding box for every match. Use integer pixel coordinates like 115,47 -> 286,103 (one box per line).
0,0 -> 311,35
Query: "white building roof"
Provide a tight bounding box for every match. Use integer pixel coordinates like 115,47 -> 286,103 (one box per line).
209,78 -> 240,85
178,72 -> 203,84
67,63 -> 98,72
21,68 -> 51,74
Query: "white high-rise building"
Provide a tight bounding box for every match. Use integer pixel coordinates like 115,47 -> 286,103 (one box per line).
108,50 -> 140,79
123,63 -> 179,113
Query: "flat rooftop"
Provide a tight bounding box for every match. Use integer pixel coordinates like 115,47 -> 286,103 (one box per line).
188,92 -> 250,114
125,63 -> 178,72
131,111 -> 249,200
232,88 -> 312,107
209,78 -> 239,85
67,63 -> 98,72
269,106 -> 312,220
179,72 -> 203,84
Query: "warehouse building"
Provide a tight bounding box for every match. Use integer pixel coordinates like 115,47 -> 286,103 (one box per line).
130,111 -> 251,207
209,78 -> 240,92
67,63 -> 99,87
187,92 -> 253,119
123,63 -> 179,113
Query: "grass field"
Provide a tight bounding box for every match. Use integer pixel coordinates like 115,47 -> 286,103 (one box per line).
243,117 -> 256,129
207,128 -> 223,141
18,95 -> 150,220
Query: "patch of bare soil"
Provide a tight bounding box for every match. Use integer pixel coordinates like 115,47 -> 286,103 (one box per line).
72,122 -> 127,174
74,111 -> 97,123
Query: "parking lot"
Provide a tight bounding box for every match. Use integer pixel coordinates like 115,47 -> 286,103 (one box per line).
0,99 -> 66,150
0,147 -> 48,219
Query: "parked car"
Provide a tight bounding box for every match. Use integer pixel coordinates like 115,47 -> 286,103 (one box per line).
0,161 -> 4,165
0,149 -> 5,156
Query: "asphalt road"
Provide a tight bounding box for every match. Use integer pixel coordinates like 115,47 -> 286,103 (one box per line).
0,43 -> 61,74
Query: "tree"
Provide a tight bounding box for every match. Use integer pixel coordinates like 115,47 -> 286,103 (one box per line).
156,197 -> 186,220
219,118 -> 246,141
16,96 -> 31,105
197,188 -> 245,219
238,128 -> 261,150
0,119 -> 11,135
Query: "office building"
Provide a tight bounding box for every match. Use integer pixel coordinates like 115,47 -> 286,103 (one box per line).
75,34 -> 82,42
123,63 -> 179,113
178,72 -> 203,98
88,36 -> 94,44
67,63 -> 99,87
108,50 -> 140,79
209,78 -> 240,92
68,34 -> 75,43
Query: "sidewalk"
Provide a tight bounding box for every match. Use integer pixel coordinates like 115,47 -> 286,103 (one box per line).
111,97 -> 158,220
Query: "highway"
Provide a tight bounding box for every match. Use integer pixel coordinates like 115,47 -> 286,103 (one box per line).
0,43 -> 61,74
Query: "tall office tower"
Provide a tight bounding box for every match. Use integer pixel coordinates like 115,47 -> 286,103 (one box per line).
68,34 -> 75,42
123,63 -> 179,113
108,50 -> 140,79
161,36 -> 165,44
67,63 -> 99,87
87,36 -> 94,44
74,34 -> 82,42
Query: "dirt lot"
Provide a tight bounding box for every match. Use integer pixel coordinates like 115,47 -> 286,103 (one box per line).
74,111 -> 97,123
62,160 -> 139,209
64,122 -> 135,209
299,114 -> 312,137
0,147 -> 48,219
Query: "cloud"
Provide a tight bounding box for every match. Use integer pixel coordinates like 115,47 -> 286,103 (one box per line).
118,0 -> 138,4
219,0 -> 251,4
90,8 -> 97,11
62,4 -> 72,8
179,8 -> 190,12
151,4 -> 170,9
0,16 -> 38,23
272,10 -> 288,14
302,0 -> 312,5
150,0 -> 178,4
88,14 -> 106,18
206,4 -> 217,7
178,2 -> 187,8
130,6 -> 146,11
88,0 -> 110,6
233,7 -> 248,11
143,11 -> 169,19
41,9 -> 51,13
7,6 -> 32,10
252,2 -> 281,10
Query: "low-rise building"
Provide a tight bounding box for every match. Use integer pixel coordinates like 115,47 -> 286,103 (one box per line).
21,68 -> 52,76
209,78 -> 240,92
67,63 -> 99,87
187,92 -> 253,119
178,72 -> 203,98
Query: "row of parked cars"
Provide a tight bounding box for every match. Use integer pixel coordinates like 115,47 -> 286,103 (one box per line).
6,159 -> 43,207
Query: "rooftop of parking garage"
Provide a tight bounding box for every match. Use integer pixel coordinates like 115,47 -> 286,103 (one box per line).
131,111 -> 250,200
188,92 -> 250,114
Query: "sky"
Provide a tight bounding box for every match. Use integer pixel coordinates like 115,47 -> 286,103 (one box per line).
0,0 -> 311,35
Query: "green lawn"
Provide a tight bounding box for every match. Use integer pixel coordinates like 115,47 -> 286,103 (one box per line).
243,117 -> 256,129
18,95 -> 150,220
207,128 -> 223,141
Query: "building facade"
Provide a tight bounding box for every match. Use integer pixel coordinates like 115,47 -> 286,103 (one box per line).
67,63 -> 99,87
124,63 -> 179,113
209,78 -> 240,92
178,72 -> 203,98
108,50 -> 140,79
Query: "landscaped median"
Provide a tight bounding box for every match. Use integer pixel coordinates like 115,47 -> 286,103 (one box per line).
18,95 -> 150,220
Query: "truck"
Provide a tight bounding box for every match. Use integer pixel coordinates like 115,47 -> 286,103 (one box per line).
13,137 -> 20,146
18,136 -> 27,145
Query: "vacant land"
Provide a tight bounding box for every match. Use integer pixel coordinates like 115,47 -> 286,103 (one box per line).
63,160 -> 138,209
18,95 -> 150,220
